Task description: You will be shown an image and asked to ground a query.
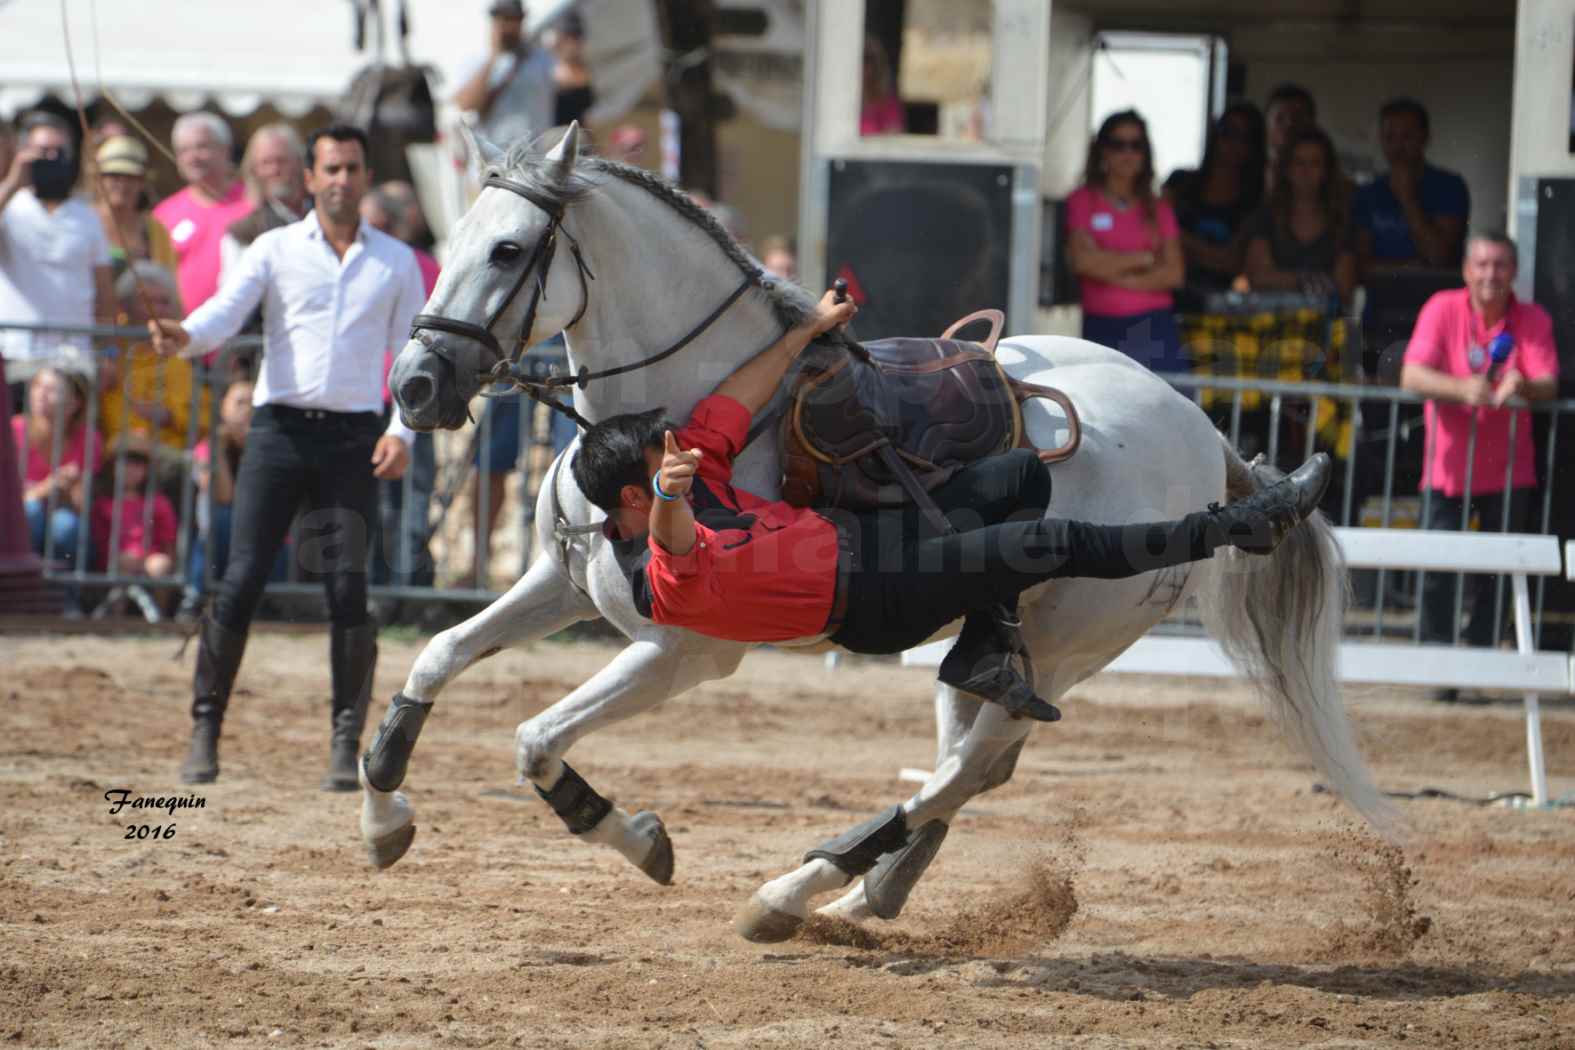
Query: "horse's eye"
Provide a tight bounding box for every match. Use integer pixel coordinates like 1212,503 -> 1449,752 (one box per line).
490,241 -> 524,265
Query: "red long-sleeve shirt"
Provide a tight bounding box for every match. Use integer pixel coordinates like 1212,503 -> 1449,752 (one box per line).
613,394 -> 840,642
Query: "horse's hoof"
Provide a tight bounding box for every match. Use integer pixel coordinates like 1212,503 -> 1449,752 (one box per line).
632,811 -> 674,886
734,894 -> 805,944
366,822 -> 416,870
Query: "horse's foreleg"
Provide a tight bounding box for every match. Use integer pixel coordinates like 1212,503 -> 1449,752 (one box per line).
516,629 -> 747,885
738,684 -> 1031,942
359,554 -> 594,869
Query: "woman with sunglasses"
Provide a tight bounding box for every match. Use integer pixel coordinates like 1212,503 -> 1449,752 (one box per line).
1066,110 -> 1185,372
1164,102 -> 1266,312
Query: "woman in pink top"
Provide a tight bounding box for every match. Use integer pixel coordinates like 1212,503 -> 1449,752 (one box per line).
1066,110 -> 1186,372
13,367 -> 102,570
860,40 -> 905,136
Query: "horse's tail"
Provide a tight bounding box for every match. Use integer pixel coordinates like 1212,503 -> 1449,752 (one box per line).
1197,439 -> 1402,839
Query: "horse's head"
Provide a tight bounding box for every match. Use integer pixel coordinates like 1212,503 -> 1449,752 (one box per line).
391,122 -> 592,431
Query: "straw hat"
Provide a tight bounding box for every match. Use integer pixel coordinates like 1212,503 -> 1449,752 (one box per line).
116,430 -> 156,456
96,135 -> 148,178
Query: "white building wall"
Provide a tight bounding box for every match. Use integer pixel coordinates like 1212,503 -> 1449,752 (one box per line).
1510,0 -> 1575,234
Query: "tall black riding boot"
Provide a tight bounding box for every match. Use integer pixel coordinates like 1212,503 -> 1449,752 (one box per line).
937,604 -> 1061,722
181,618 -> 248,784
322,622 -> 378,791
1203,454 -> 1332,555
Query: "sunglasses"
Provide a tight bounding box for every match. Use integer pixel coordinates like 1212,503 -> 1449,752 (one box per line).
1104,137 -> 1146,153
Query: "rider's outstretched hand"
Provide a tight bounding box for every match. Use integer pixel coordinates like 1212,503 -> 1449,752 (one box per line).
657,430 -> 703,498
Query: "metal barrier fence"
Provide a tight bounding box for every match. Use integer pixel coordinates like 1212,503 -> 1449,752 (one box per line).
5,321 -> 569,621
1168,371 -> 1575,653
7,319 -> 1573,652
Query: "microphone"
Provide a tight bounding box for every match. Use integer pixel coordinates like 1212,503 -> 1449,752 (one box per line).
1485,332 -> 1514,382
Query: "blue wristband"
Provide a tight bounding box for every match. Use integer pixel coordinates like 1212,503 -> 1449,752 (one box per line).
652,471 -> 681,502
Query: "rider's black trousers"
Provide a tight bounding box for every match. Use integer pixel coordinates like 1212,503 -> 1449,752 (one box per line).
829,449 -> 1214,654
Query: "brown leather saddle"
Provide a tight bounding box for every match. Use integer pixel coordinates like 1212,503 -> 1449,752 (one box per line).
781,309 -> 1081,515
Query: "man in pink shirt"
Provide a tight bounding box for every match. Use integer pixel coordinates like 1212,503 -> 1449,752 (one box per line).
1400,230 -> 1560,654
153,112 -> 253,317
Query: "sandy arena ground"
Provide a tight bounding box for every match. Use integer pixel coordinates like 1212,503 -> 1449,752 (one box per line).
2,628 -> 1572,1049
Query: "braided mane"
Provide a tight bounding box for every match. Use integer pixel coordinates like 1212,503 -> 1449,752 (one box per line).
498,141 -> 817,332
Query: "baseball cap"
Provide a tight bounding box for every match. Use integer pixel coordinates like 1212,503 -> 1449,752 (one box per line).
488,0 -> 525,17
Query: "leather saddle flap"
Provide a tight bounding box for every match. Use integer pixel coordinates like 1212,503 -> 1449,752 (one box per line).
794,336 -> 1020,475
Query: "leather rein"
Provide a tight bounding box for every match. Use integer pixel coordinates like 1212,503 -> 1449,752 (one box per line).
408,172 -> 759,430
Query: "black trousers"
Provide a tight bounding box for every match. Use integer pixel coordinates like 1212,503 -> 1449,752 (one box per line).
212,405 -> 381,633
1418,487 -> 1533,646
830,449 -> 1211,654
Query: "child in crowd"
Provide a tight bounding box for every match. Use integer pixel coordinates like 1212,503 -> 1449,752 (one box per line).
91,434 -> 177,620
179,377 -> 286,620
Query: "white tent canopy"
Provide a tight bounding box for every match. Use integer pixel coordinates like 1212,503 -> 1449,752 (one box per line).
0,0 -> 660,122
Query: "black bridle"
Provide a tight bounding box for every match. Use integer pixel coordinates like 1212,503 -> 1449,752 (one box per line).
408,172 -> 761,430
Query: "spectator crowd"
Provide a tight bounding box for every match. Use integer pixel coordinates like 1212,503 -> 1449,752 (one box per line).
1,13 -> 1562,679
1066,84 -> 1561,681
1,1 -> 619,624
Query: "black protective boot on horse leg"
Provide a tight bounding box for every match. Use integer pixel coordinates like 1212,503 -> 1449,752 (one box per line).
360,691 -> 433,868
180,618 -> 248,784
322,623 -> 378,791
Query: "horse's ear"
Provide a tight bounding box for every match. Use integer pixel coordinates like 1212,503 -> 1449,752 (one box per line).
547,121 -> 582,178
459,118 -> 505,172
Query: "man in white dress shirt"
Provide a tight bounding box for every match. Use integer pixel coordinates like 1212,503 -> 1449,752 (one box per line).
150,124 -> 426,790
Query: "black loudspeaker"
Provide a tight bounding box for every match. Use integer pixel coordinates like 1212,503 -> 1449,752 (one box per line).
826,159 -> 1015,341
1530,178 -> 1575,650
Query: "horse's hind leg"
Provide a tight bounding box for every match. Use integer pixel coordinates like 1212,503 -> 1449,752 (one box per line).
737,684 -> 1032,942
359,553 -> 594,868
516,628 -> 747,885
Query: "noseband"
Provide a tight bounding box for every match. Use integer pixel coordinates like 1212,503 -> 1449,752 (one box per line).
408,171 -> 761,430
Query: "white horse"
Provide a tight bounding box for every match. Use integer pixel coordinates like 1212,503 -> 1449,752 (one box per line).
367,123 -> 1394,942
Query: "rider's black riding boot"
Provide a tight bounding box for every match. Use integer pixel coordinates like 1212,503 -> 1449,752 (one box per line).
937,604 -> 1061,723
180,618 -> 248,784
1202,453 -> 1332,555
322,622 -> 378,792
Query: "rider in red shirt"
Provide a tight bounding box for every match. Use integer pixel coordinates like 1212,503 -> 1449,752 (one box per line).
573,290 -> 1331,720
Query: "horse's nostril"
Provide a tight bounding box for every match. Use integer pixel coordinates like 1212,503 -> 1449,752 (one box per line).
398,375 -> 434,412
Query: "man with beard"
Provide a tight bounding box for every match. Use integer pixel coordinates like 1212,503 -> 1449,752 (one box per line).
148,125 -> 426,790
217,124 -> 310,371
221,124 -> 309,276
0,111 -> 115,392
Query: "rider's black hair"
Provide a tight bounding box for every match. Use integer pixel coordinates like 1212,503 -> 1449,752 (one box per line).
571,407 -> 680,513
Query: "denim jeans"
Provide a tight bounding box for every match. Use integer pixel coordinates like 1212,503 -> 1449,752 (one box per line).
25,498 -> 85,568
374,430 -> 437,588
1417,487 -> 1533,646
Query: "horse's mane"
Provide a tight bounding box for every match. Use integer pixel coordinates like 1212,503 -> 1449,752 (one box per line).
499,141 -> 818,333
